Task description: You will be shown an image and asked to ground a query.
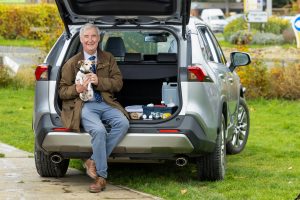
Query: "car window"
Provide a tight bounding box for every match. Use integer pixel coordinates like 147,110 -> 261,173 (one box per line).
46,35 -> 64,67
197,26 -> 226,64
207,28 -> 227,64
101,31 -> 176,54
197,26 -> 219,62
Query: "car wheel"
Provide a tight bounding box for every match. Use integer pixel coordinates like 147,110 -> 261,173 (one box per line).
34,143 -> 69,177
226,98 -> 250,154
197,114 -> 226,181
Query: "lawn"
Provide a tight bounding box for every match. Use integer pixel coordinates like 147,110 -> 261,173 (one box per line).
0,38 -> 43,47
0,88 -> 299,199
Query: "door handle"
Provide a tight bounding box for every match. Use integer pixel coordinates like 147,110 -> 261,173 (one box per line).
219,74 -> 225,79
228,77 -> 234,83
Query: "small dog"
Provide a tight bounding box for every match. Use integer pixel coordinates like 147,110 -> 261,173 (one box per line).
75,59 -> 95,101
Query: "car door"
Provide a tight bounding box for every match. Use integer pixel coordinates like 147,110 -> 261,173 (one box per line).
196,26 -> 239,116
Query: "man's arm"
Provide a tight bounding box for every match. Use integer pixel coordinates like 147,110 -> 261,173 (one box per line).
95,54 -> 123,93
59,61 -> 79,100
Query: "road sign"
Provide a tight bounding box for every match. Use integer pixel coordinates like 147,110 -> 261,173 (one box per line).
244,0 -> 263,12
247,11 -> 268,23
293,14 -> 300,48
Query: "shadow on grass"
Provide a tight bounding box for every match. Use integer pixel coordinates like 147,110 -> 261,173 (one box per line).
108,162 -> 205,185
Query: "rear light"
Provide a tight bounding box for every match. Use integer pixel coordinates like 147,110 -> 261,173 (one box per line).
52,127 -> 72,132
187,65 -> 212,82
159,129 -> 180,133
35,64 -> 49,80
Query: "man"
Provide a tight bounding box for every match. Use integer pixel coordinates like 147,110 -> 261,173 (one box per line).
59,23 -> 129,193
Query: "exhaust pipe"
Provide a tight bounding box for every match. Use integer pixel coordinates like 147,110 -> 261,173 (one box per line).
50,153 -> 63,164
175,157 -> 188,167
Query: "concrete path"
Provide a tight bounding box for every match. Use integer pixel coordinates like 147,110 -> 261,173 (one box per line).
0,143 -> 161,200
0,46 -> 44,74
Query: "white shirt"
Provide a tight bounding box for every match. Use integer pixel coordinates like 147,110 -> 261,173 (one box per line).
83,51 -> 97,62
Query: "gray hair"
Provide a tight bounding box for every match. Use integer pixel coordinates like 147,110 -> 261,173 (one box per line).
79,23 -> 100,37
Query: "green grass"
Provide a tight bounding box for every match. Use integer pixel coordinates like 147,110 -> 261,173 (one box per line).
0,88 -> 300,199
0,38 -> 42,47
0,88 -> 34,152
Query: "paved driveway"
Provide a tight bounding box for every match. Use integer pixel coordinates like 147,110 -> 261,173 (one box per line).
0,143 -> 160,200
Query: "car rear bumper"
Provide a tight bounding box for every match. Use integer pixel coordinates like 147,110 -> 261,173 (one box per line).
35,114 -> 217,158
42,132 -> 194,154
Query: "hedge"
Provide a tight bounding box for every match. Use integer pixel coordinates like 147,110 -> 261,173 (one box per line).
224,16 -> 291,45
0,4 -> 63,50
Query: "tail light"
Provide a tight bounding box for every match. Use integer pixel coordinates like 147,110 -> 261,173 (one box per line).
158,129 -> 180,133
52,127 -> 71,132
35,64 -> 49,81
187,65 -> 212,82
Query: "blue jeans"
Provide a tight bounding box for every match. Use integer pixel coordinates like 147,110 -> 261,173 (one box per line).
81,101 -> 129,178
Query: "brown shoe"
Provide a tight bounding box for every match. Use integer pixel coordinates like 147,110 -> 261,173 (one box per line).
83,159 -> 97,179
89,176 -> 106,193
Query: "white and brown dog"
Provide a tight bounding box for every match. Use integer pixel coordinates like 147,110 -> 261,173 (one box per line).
75,59 -> 95,101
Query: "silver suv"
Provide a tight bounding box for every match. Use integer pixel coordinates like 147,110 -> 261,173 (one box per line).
33,0 -> 250,181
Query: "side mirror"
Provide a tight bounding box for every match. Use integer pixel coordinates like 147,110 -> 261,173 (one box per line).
229,52 -> 251,72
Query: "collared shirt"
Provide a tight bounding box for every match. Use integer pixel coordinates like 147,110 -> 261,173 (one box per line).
83,51 -> 97,62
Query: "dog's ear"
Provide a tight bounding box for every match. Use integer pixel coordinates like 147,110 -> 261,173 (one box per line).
78,60 -> 84,65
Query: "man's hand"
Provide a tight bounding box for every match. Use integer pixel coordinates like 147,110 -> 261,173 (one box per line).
75,78 -> 90,93
86,73 -> 99,86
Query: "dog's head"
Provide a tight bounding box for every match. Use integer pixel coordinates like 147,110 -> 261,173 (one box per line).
78,59 -> 94,73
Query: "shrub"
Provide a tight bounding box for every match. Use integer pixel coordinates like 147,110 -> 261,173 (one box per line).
11,67 -> 36,89
263,16 -> 290,35
251,32 -> 284,45
282,27 -> 296,44
224,15 -> 291,44
0,66 -> 35,89
229,30 -> 252,45
268,64 -> 300,100
237,59 -> 270,99
224,17 -> 248,41
0,66 -> 12,87
0,4 -> 63,51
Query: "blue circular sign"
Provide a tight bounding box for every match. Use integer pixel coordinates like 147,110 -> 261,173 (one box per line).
294,16 -> 300,31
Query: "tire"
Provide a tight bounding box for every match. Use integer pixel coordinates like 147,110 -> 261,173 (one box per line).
226,98 -> 250,154
34,143 -> 69,177
197,115 -> 226,181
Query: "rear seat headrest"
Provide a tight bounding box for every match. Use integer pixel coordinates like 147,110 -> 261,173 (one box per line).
157,53 -> 177,63
104,37 -> 126,57
124,53 -> 142,62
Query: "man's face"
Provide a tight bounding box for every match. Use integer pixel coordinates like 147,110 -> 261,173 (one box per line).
80,27 -> 100,55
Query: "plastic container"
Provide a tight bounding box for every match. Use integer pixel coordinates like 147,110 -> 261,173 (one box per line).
142,106 -> 178,119
162,82 -> 179,106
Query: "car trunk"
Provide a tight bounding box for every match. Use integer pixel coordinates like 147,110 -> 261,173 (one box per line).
54,0 -> 189,121
56,33 -> 180,121
116,53 -> 179,120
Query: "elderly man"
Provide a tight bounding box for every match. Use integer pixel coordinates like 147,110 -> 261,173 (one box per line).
59,23 -> 129,193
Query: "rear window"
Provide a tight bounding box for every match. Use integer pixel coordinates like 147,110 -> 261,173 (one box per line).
100,30 -> 177,54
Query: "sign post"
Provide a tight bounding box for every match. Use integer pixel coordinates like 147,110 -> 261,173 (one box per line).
244,0 -> 268,32
293,14 -> 300,48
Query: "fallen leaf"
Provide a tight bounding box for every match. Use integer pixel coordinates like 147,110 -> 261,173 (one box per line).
181,189 -> 187,195
288,166 -> 293,170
